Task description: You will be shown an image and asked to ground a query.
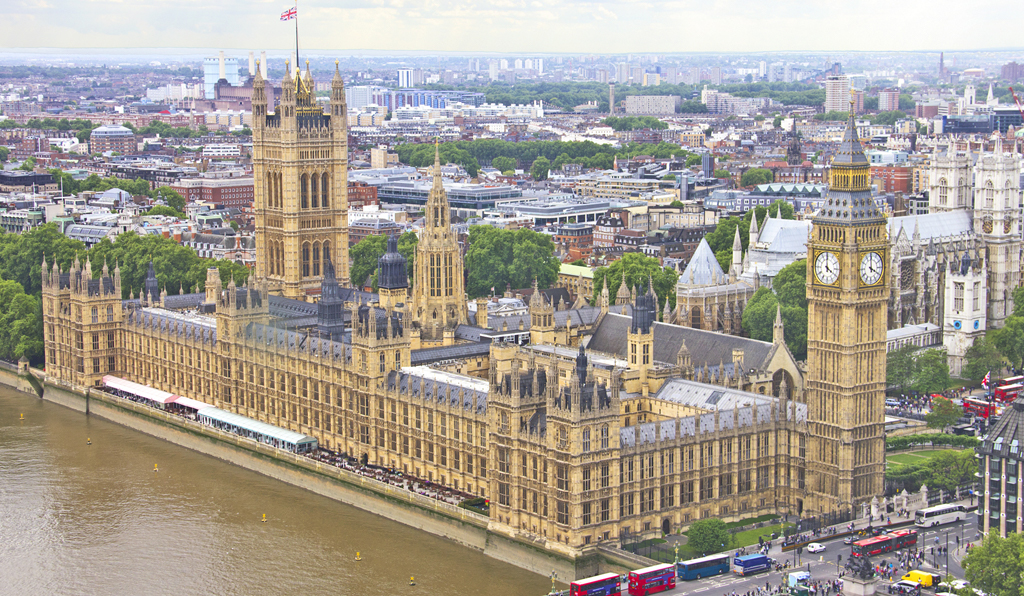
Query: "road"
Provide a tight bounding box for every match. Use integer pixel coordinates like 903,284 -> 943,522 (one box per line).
606,517 -> 979,596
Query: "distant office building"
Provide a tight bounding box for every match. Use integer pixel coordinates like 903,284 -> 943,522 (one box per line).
397,69 -> 414,88
709,67 -> 722,85
701,153 -> 714,179
203,51 -> 240,100
824,75 -> 851,113
90,125 -> 136,154
1002,61 -> 1023,82
878,89 -> 900,112
346,85 -> 388,109
625,95 -> 680,114
642,73 -> 661,86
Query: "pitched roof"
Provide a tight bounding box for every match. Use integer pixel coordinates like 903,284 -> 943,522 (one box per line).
889,211 -> 972,242
679,238 -> 725,286
585,313 -> 774,371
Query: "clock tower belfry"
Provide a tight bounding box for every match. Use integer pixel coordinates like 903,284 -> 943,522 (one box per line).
805,104 -> 888,516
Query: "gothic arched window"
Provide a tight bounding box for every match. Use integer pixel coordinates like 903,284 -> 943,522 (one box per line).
300,174 -> 309,209
985,181 -> 994,209
301,243 -> 311,277
321,173 -> 329,208
957,178 -> 966,207
310,174 -> 319,209
322,241 -> 331,270
938,178 -> 947,205
312,242 -> 321,277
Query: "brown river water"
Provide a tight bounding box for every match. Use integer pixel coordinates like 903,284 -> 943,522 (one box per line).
0,387 -> 550,596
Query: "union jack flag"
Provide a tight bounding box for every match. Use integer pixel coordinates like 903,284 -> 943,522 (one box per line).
983,371 -> 991,388
280,6 -> 296,20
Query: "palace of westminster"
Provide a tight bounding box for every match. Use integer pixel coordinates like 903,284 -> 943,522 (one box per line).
42,67 -> 907,554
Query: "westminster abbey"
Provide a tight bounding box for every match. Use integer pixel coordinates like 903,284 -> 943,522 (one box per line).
41,67 -> 889,555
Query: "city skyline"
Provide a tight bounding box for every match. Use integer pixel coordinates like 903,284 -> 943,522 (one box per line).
3,0 -> 1020,54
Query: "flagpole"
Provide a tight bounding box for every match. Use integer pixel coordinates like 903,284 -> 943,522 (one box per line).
294,0 -> 300,74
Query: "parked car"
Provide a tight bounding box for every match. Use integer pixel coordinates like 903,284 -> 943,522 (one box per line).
886,398 -> 901,407
890,580 -> 922,596
807,543 -> 826,553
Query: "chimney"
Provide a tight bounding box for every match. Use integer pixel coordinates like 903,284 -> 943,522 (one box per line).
248,51 -> 255,76
260,51 -> 267,78
219,51 -> 226,81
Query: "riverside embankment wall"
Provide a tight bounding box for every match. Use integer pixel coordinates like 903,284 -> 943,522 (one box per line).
0,365 -> 648,580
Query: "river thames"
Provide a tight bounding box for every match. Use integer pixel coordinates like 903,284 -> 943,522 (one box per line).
0,387 -> 551,596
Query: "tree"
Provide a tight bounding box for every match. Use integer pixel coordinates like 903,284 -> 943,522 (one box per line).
887,345 -> 918,395
465,227 -> 560,298
491,156 -> 516,173
663,174 -> 676,181
911,349 -> 951,395
18,156 -> 37,171
668,200 -> 684,208
569,259 -> 587,267
741,287 -> 778,344
687,519 -> 732,555
350,235 -> 389,290
146,205 -> 185,219
767,199 -> 795,220
0,278 -> 44,365
992,316 -> 1024,370
773,259 -> 807,310
0,223 -> 85,296
1012,286 -> 1024,318
963,532 -> 1024,596
531,156 -> 551,181
713,169 -> 730,179
0,146 -> 8,163
590,252 -> 678,315
772,115 -> 783,129
925,397 -> 962,430
152,186 -> 186,213
961,335 -> 1004,383
740,168 -> 773,187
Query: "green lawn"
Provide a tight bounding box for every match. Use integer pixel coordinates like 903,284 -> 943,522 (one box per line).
733,522 -> 794,549
886,449 -> 961,466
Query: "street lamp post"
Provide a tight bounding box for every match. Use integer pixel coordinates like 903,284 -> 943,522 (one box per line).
674,544 -> 680,566
549,570 -> 557,596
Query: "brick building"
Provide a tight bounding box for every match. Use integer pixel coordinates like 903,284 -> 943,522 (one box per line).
171,177 -> 255,209
89,125 -> 137,154
870,165 -> 912,194
348,181 -> 380,210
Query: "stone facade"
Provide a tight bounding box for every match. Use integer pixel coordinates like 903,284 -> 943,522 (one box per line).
804,111 -> 888,516
252,62 -> 350,299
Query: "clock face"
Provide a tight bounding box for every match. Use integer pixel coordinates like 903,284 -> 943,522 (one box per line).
815,251 -> 840,285
860,252 -> 883,286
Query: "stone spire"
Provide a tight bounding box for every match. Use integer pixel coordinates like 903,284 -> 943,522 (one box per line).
615,269 -> 631,305
748,211 -> 759,251
773,305 -> 785,345
598,275 -> 610,313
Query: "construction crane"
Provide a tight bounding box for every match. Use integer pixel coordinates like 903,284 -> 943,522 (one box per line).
1010,87 -> 1024,120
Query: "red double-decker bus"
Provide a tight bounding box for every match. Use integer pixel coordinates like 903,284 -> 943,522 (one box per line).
889,529 -> 919,549
851,535 -> 893,557
996,375 -> 1024,387
851,528 -> 919,557
628,563 -> 676,596
571,572 -> 621,596
963,398 -> 1000,419
993,383 -> 1022,403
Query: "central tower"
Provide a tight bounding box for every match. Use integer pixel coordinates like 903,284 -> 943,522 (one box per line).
410,144 -> 467,345
805,104 -> 888,515
252,61 -> 350,299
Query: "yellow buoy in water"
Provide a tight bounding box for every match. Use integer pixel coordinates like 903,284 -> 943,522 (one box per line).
355,552 -> 362,561
87,438 -> 92,445
153,464 -> 158,472
262,514 -> 267,523
20,413 -> 24,420
409,577 -> 415,586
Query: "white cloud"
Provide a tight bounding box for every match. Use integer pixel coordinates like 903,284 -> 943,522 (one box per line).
0,0 -> 1017,52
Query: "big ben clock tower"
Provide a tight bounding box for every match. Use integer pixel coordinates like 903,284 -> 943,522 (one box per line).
805,103 -> 888,516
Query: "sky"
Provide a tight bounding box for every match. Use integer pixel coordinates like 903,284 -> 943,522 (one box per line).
3,0 -> 1019,54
